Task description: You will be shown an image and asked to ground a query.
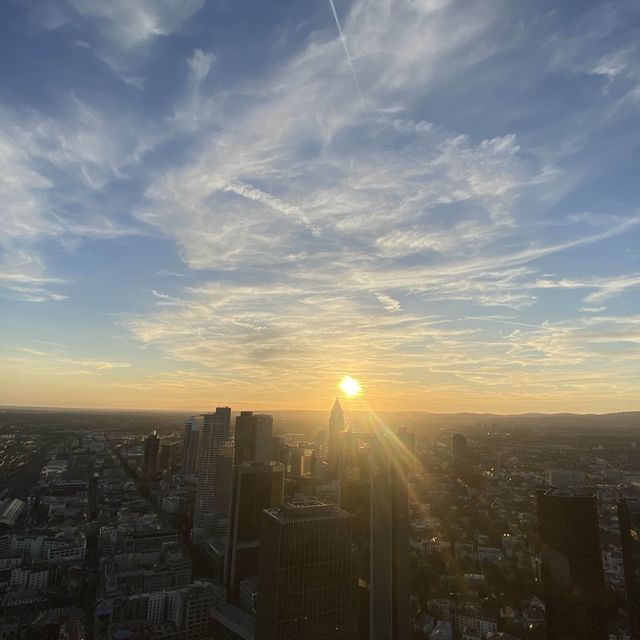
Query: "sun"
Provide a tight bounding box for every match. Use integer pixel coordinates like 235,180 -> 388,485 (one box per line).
339,375 -> 362,397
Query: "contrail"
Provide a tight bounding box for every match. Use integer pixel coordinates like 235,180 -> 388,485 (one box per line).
328,0 -> 370,122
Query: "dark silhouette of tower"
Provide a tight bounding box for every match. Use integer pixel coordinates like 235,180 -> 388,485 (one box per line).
234,411 -> 258,465
143,431 -> 160,481
619,498 -> 640,638
224,461 -> 285,602
254,414 -> 273,462
182,415 -> 202,477
192,407 -> 233,544
537,489 -> 606,640
328,397 -> 346,478
256,500 -> 357,640
337,430 -> 411,639
369,433 -> 411,639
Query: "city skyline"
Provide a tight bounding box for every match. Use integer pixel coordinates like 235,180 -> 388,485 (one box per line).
2,0 -> 640,413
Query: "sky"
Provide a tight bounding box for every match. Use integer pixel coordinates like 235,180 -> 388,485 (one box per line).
1,0 -> 639,413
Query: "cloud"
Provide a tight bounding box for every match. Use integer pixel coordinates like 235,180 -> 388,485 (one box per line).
376,293 -> 402,313
0,93 -> 151,302
0,345 -> 130,375
118,0 -> 640,406
3,0 -> 639,409
65,0 -> 205,49
533,272 -> 640,304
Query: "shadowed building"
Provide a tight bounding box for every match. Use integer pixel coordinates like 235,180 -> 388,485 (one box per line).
619,498 -> 640,638
143,431 -> 160,481
224,461 -> 285,602
328,397 -> 346,478
254,414 -> 274,462
256,500 -> 357,640
234,411 -> 258,465
192,407 -> 233,545
537,489 -> 606,640
338,430 -> 411,639
369,433 -> 411,640
182,416 -> 202,477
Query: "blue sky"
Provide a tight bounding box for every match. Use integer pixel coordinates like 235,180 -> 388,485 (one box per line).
1,0 -> 639,412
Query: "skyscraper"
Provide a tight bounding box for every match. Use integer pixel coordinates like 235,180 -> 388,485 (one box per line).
336,429 -> 411,639
191,407 -> 233,545
537,489 -> 607,640
224,461 -> 285,602
256,500 -> 357,640
328,397 -> 345,478
234,411 -> 258,465
254,414 -> 273,463
182,416 -> 202,477
143,431 -> 160,481
369,433 -> 411,640
618,498 -> 640,638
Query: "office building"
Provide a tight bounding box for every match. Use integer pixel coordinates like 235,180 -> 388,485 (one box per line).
191,407 -> 233,545
369,433 -> 411,640
234,411 -> 258,465
256,500 -> 357,640
254,414 -> 273,462
619,498 -> 640,638
537,489 -> 606,640
290,446 -> 314,477
181,416 -> 202,477
336,429 -> 411,639
224,461 -> 285,601
143,431 -> 160,481
328,397 -> 346,478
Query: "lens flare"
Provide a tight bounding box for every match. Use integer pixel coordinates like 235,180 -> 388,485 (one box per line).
339,375 -> 361,397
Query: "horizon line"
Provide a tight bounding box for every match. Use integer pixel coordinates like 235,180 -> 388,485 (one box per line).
1,403 -> 638,418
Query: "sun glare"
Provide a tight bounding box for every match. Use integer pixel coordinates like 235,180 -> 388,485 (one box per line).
339,375 -> 362,397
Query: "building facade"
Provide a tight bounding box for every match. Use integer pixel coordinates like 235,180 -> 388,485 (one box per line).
256,500 -> 357,640
328,397 -> 346,478
143,432 -> 160,481
181,416 -> 202,478
191,407 -> 232,545
537,489 -> 607,640
618,498 -> 640,638
224,461 -> 285,602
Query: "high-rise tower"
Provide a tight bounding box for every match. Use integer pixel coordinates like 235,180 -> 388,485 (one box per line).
254,414 -> 273,463
191,407 -> 233,545
369,433 -> 411,640
181,416 -> 202,477
337,430 -> 412,639
537,489 -> 606,640
328,397 -> 345,478
224,461 -> 285,602
256,500 -> 357,640
619,498 -> 640,638
234,411 -> 258,465
143,431 -> 160,481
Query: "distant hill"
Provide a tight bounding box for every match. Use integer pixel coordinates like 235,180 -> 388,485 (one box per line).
1,406 -> 637,438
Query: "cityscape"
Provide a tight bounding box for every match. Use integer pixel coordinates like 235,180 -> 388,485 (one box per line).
1,402 -> 640,639
2,0 -> 640,639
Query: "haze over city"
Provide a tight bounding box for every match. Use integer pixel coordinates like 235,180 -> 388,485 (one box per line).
1,0 -> 639,413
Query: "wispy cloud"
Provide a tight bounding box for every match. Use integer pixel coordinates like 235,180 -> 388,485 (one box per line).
1,0 -> 639,410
